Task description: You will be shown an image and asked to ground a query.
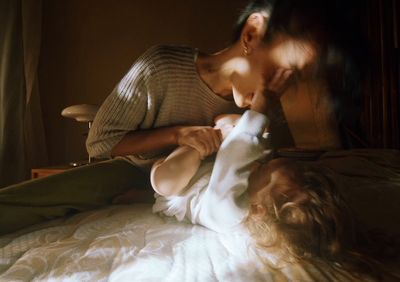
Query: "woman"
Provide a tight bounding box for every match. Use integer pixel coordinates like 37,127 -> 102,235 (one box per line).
0,0 -> 359,235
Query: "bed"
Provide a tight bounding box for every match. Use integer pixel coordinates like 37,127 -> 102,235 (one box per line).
0,203 -> 388,282
1,149 -> 400,281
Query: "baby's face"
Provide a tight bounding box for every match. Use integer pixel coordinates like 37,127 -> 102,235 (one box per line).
248,158 -> 299,205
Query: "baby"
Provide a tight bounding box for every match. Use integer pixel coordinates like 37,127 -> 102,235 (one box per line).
150,106 -> 399,279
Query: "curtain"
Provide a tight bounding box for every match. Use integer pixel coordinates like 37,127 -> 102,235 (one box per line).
0,0 -> 46,187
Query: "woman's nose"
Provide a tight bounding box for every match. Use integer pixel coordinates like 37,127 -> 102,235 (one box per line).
237,97 -> 250,108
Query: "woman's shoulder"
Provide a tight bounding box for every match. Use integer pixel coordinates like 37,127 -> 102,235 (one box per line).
123,45 -> 196,83
140,44 -> 196,64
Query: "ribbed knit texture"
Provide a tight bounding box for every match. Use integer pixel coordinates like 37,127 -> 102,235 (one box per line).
87,45 -> 241,166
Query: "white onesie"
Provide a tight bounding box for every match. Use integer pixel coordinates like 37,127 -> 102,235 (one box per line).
153,110 -> 270,232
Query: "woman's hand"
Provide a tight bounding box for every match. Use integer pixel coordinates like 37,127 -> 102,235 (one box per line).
251,68 -> 294,114
176,126 -> 222,159
266,68 -> 294,97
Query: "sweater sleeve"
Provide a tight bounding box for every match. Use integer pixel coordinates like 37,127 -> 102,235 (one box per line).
86,47 -> 157,159
193,110 -> 271,232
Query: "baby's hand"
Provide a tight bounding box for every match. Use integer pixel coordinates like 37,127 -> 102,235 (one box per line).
213,114 -> 242,140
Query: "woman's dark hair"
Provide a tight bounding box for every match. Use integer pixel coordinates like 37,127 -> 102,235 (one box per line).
233,0 -> 328,44
232,0 -> 275,42
234,0 -> 369,148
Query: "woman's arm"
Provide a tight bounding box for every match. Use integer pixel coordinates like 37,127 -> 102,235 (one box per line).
150,146 -> 202,196
111,126 -> 180,157
87,46 -> 220,159
111,125 -> 222,158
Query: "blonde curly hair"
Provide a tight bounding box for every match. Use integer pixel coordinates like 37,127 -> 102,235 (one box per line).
246,159 -> 397,279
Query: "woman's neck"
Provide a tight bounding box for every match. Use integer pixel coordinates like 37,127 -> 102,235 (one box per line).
195,46 -> 239,98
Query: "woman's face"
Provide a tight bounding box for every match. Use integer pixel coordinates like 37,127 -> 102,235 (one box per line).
230,56 -> 264,108
230,34 -> 317,108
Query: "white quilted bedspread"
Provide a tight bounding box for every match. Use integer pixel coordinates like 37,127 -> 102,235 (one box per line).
0,204 -> 373,282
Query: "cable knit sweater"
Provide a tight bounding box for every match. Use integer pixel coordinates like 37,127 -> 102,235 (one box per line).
87,45 -> 241,168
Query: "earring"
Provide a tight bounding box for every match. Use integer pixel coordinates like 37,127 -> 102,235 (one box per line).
243,41 -> 249,56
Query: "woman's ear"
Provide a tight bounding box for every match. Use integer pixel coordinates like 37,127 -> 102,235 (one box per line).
241,12 -> 269,55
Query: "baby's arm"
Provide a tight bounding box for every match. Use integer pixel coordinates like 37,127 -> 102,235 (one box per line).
151,124 -> 222,196
151,116 -> 242,197
151,114 -> 245,197
150,146 -> 202,197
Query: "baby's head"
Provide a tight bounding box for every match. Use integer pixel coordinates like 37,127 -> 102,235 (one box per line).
246,158 -> 351,263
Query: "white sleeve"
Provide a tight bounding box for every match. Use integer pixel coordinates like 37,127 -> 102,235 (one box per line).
193,110 -> 270,232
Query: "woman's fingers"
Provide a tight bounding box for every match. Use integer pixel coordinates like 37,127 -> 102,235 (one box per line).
201,128 -> 222,157
193,139 -> 209,159
177,126 -> 222,159
250,68 -> 294,112
268,68 -> 285,88
267,68 -> 294,94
